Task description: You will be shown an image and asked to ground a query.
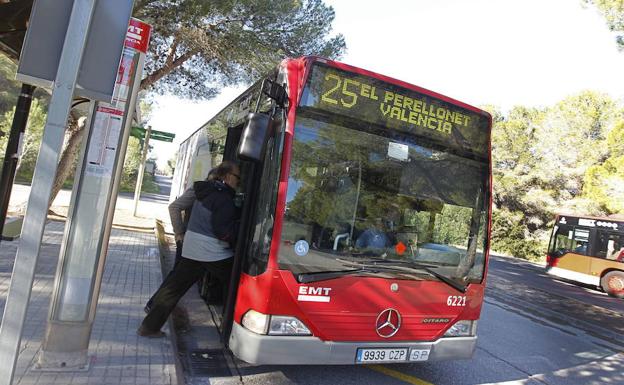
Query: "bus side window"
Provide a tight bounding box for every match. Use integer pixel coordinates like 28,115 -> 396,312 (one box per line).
571,228 -> 590,255
597,231 -> 622,260
573,241 -> 588,255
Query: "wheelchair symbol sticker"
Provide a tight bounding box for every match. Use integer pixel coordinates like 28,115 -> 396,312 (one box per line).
294,240 -> 309,256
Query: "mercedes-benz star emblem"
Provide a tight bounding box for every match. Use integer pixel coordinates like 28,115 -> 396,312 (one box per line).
375,308 -> 401,338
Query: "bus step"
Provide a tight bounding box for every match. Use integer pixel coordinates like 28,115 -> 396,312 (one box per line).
184,349 -> 231,377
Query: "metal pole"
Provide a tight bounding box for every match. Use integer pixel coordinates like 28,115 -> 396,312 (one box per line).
0,84 -> 35,242
133,125 -> 151,216
0,1 -> 97,384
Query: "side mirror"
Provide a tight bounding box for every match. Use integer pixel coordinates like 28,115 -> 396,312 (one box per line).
237,113 -> 272,163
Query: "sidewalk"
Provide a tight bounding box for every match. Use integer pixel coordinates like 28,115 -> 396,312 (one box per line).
0,219 -> 179,385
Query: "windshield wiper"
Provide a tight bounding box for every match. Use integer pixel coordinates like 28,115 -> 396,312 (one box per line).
297,259 -> 468,292
337,258 -> 467,293
417,265 -> 467,293
345,257 -> 440,268
297,268 -> 388,284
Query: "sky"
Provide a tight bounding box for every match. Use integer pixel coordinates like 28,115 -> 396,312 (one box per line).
147,0 -> 624,168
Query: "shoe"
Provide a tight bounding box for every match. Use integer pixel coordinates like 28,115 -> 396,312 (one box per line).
144,304 -> 151,314
137,325 -> 165,338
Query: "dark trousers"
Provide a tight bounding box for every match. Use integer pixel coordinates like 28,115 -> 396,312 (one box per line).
146,241 -> 183,309
141,255 -> 233,332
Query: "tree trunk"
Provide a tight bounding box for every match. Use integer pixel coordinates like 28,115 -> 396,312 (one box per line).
140,48 -> 198,90
48,112 -> 86,211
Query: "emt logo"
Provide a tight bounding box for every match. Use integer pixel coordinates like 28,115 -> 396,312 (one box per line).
297,286 -> 332,303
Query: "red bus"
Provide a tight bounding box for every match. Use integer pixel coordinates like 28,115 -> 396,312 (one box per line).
171,56 -> 492,364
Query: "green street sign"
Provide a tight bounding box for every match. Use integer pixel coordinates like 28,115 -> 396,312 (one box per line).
130,126 -> 175,142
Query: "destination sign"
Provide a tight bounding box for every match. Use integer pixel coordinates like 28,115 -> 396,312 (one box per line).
559,216 -> 622,231
300,63 -> 491,157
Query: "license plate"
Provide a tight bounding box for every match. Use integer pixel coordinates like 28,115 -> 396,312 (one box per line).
409,348 -> 431,362
356,348 -> 408,363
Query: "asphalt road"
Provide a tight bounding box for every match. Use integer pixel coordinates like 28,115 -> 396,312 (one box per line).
179,255 -> 624,385
9,175 -> 173,211
118,174 -> 172,204
155,174 -> 173,197
488,256 -> 624,314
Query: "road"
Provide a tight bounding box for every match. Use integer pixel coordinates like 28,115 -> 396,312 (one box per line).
118,174 -> 173,204
488,256 -> 623,314
179,255 -> 624,385
7,175 -> 173,226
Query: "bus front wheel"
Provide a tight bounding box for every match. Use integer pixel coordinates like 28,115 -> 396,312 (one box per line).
601,271 -> 624,299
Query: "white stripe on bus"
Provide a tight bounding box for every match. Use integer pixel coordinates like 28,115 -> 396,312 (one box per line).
297,295 -> 331,302
547,267 -> 600,286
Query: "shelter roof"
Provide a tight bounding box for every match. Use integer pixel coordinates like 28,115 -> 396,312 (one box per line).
0,0 -> 33,62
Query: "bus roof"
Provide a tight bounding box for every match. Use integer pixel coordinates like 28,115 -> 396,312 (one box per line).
554,214 -> 624,232
555,213 -> 624,221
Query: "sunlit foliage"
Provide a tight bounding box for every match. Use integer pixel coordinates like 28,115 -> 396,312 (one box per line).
485,90 -> 623,260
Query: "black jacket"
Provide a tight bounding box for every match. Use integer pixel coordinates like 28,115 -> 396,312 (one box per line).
190,180 -> 240,245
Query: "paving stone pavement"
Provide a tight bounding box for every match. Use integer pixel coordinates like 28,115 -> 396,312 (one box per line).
0,220 -> 178,385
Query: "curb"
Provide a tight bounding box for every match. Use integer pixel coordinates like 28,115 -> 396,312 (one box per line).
154,219 -> 186,385
1,216 -> 22,240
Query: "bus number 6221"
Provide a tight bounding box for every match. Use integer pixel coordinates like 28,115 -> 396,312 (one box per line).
447,295 -> 466,306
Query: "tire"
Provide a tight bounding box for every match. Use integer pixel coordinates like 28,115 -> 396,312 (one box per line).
601,271 -> 624,299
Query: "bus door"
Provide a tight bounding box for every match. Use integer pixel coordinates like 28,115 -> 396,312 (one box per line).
197,124 -> 246,317
197,121 -> 267,315
221,90 -> 288,342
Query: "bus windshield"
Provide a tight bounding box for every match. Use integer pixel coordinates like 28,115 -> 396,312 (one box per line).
278,113 -> 489,285
548,224 -> 591,257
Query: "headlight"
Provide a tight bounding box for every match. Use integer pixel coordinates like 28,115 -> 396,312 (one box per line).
269,316 -> 311,336
444,320 -> 476,337
241,310 -> 312,336
241,310 -> 269,334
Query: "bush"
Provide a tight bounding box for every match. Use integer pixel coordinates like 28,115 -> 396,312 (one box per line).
119,171 -> 159,193
491,209 -> 547,261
